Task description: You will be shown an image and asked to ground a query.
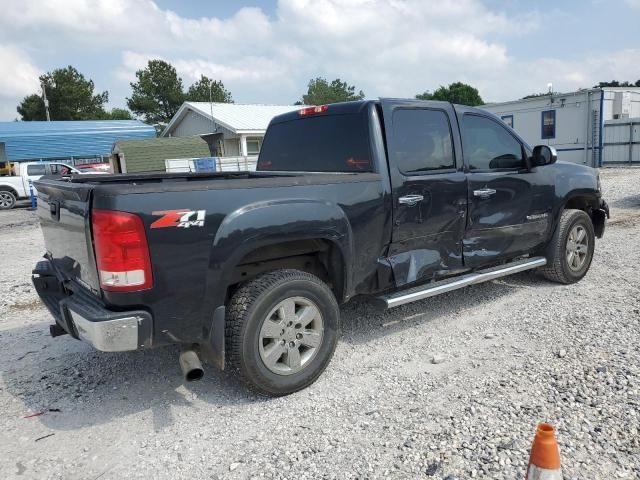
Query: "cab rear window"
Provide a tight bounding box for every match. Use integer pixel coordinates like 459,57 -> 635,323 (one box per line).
257,113 -> 372,172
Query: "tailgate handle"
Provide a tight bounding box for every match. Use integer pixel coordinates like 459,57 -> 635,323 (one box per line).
50,201 -> 60,221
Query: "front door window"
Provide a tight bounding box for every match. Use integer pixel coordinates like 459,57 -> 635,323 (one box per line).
461,114 -> 525,170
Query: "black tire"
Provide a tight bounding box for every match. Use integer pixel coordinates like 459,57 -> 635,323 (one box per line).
226,269 -> 340,396
540,209 -> 595,284
0,190 -> 16,210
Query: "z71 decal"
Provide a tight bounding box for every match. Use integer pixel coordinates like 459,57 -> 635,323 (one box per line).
151,210 -> 206,229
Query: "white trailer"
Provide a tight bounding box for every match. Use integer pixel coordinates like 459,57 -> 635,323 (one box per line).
482,87 -> 640,167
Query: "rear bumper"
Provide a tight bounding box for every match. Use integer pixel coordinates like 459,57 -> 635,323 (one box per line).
68,306 -> 150,352
32,260 -> 152,352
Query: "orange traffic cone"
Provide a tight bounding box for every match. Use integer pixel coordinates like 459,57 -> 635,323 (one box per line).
525,423 -> 563,480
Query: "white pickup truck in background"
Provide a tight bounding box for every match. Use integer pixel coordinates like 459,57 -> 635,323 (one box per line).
0,162 -> 96,209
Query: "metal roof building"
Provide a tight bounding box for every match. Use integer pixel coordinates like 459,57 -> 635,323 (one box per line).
0,120 -> 156,163
161,102 -> 302,157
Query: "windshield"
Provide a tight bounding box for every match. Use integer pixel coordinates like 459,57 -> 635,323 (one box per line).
257,113 -> 372,173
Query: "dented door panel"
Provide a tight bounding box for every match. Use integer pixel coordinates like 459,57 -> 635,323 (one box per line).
380,99 -> 468,286
464,171 -> 551,266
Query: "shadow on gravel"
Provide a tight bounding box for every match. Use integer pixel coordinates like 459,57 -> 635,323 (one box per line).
609,194 -> 640,209
1,270 -> 550,433
1,326 -> 264,433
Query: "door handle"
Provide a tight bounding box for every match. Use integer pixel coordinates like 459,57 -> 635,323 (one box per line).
399,194 -> 424,206
473,188 -> 497,199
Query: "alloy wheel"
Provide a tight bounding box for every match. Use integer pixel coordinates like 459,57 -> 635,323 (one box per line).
566,224 -> 589,271
0,192 -> 14,209
258,297 -> 324,375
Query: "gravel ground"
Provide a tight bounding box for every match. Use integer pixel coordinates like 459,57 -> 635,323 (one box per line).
0,168 -> 639,480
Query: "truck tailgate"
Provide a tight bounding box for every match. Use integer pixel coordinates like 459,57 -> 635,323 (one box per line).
35,178 -> 100,293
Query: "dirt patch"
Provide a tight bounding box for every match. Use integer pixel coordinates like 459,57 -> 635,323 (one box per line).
608,210 -> 640,227
9,299 -> 44,312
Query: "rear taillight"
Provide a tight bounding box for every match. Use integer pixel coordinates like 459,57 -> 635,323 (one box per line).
92,209 -> 153,292
298,105 -> 328,116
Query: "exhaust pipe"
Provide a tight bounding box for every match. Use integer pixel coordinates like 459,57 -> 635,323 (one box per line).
179,348 -> 204,382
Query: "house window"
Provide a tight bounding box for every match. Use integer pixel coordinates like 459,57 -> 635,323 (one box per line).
541,110 -> 556,139
246,137 -> 262,156
501,115 -> 514,129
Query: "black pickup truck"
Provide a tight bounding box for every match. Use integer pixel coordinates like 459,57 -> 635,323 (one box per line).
33,99 -> 608,396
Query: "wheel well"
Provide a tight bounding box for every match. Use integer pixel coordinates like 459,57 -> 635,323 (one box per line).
564,195 -> 596,212
562,195 -> 605,238
227,239 -> 346,303
0,187 -> 18,198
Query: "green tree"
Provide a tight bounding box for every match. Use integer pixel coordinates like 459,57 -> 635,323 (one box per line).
300,77 -> 365,105
416,82 -> 484,106
16,94 -> 46,121
522,91 -> 557,99
17,66 -> 109,120
185,75 -> 233,103
105,108 -> 133,120
127,60 -> 185,124
594,80 -> 640,88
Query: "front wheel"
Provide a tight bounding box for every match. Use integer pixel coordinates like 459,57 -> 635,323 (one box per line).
225,269 -> 340,396
540,209 -> 595,284
0,190 -> 16,210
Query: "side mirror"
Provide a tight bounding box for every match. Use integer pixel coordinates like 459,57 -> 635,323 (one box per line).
531,145 -> 557,167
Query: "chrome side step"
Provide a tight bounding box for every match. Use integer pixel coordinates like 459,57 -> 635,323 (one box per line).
380,257 -> 547,309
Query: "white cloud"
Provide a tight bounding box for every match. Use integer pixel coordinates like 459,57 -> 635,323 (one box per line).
624,0 -> 640,10
0,0 -> 536,108
116,51 -> 282,85
0,45 -> 41,119
0,0 -> 274,53
0,0 -> 637,119
476,48 -> 640,101
115,51 -> 156,84
75,0 -> 519,104
0,45 -> 41,98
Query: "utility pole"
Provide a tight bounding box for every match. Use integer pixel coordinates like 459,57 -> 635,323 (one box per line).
208,79 -> 223,159
41,83 -> 51,121
208,80 -> 215,133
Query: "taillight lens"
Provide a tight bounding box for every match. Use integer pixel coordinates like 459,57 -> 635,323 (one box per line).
92,209 -> 153,292
298,105 -> 328,116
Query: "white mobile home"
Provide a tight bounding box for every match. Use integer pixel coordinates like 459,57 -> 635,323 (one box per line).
482,87 -> 640,167
161,102 -> 302,158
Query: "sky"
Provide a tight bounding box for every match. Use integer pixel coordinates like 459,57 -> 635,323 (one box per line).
0,0 -> 639,121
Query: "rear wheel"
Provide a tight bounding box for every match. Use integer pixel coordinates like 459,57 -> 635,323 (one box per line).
540,209 -> 595,284
0,190 -> 16,210
226,269 -> 340,396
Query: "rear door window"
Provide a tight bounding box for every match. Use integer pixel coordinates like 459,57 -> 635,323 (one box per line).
391,108 -> 455,175
27,164 -> 46,176
258,113 -> 372,172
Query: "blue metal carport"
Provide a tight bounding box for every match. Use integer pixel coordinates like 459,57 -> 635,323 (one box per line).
0,120 -> 155,163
